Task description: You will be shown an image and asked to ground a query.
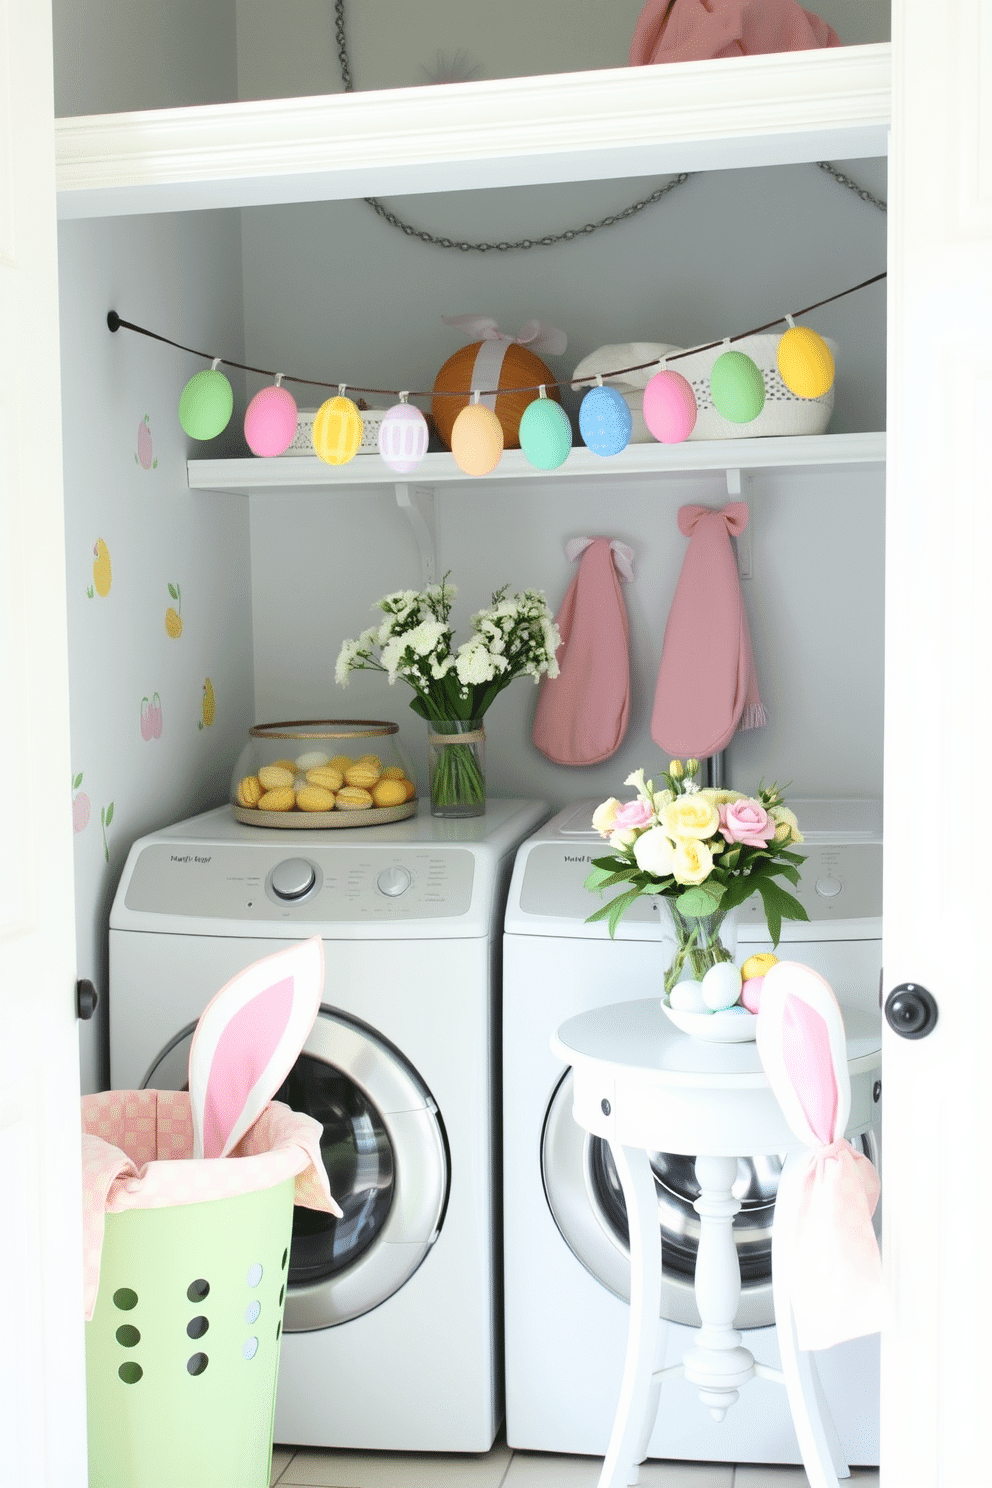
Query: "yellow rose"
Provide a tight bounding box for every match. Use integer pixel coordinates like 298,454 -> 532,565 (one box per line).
672,837 -> 714,885
660,795 -> 720,841
592,798 -> 620,838
699,788 -> 745,809
770,805 -> 804,844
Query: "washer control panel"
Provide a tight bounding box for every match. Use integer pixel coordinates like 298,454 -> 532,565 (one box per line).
125,843 -> 475,922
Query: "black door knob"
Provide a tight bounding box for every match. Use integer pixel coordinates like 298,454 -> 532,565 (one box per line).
884,983 -> 938,1040
76,978 -> 99,1021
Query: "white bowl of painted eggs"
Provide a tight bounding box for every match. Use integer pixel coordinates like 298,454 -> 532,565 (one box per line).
661,954 -> 778,1043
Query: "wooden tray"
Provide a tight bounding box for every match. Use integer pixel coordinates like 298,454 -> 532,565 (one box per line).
231,801 -> 418,829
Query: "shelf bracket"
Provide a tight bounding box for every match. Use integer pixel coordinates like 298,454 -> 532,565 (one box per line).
394,483 -> 437,586
725,467 -> 742,496
724,469 -> 752,580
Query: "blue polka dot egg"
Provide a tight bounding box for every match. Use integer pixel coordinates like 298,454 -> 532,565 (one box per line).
579,385 -> 632,457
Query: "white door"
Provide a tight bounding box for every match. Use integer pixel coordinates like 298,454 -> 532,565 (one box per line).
0,0 -> 88,1482
883,3 -> 992,1482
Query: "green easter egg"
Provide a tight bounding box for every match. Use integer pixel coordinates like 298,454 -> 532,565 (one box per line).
179,367 -> 234,440
519,398 -> 572,470
710,351 -> 766,424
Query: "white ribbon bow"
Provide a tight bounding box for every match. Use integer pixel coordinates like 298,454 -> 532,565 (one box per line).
442,314 -> 567,356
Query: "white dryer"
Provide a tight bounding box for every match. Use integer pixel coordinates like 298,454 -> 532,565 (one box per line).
108,798 -> 546,1452
502,798 -> 882,1467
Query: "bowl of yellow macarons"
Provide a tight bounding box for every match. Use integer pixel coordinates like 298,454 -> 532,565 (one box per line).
231,720 -> 417,828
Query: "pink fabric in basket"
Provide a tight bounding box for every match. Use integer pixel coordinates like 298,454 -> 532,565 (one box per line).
651,502 -> 766,758
532,536 -> 634,766
81,1088 -> 340,1320
629,0 -> 841,66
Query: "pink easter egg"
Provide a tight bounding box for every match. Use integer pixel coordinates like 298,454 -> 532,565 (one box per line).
244,384 -> 299,457
378,402 -> 429,474
642,369 -> 697,444
740,975 -> 765,1013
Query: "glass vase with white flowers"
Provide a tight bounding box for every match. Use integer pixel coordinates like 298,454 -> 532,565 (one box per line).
335,575 -> 560,817
585,759 -> 808,1004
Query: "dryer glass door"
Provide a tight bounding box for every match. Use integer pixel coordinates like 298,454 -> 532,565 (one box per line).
142,1007 -> 449,1333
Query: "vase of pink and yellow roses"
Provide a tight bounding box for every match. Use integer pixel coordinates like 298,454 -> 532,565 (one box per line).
584,759 -> 807,1042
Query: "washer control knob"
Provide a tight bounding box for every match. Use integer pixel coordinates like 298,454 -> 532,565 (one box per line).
377,866 -> 412,897
270,858 -> 317,900
815,875 -> 843,898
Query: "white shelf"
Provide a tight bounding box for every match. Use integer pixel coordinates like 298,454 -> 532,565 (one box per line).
55,44 -> 890,219
187,432 -> 886,496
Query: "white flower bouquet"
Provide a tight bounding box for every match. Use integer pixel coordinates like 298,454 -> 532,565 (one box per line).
335,576 -> 560,812
585,758 -> 808,995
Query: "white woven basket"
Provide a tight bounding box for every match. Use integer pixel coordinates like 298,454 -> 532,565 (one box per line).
676,333 -> 836,441
279,407 -> 388,457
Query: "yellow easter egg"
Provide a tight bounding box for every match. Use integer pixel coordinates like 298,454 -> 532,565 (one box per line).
335,785 -> 374,810
271,758 -> 297,773
312,396 -> 364,465
258,787 -> 296,812
329,754 -> 354,773
372,778 -> 408,807
450,403 -> 504,476
741,952 -> 779,981
344,762 -> 380,789
258,764 -> 295,791
382,765 -> 406,780
776,326 -> 835,399
236,775 -> 263,808
296,785 -> 336,812
306,765 -> 344,792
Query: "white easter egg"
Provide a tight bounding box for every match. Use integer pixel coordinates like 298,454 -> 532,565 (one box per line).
701,961 -> 743,1011
669,980 -> 708,1013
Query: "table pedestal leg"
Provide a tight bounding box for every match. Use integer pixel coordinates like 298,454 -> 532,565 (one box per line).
682,1154 -> 755,1420
597,1142 -> 667,1488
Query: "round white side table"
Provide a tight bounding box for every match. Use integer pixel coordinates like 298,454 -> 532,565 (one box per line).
551,997 -> 881,1488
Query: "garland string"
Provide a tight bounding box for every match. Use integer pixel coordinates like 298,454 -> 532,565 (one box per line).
107,271 -> 885,401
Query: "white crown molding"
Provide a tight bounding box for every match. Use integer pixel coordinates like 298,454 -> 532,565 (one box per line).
56,44 -> 890,220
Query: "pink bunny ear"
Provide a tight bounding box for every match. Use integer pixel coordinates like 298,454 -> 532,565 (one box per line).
756,961 -> 851,1145
188,937 -> 325,1159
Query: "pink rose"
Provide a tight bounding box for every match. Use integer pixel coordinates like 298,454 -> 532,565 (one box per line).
718,798 -> 776,848
612,798 -> 655,832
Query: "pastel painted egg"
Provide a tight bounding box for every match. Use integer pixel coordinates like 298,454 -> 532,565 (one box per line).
378,402 -> 430,474
709,351 -> 766,424
741,952 -> 778,981
700,961 -> 744,1011
450,404 -> 504,476
244,384 -> 298,457
312,395 -> 364,465
519,397 -> 572,470
578,385 -> 632,457
179,367 -> 233,440
777,325 -> 835,398
740,975 -> 765,1013
642,369 -> 697,444
669,980 -> 708,1013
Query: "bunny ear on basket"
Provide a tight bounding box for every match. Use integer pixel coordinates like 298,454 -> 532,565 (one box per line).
441,315 -> 568,356
756,961 -> 886,1351
188,936 -> 325,1160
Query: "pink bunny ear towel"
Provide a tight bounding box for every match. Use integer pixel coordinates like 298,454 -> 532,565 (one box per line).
532,536 -> 634,766
651,502 -> 766,757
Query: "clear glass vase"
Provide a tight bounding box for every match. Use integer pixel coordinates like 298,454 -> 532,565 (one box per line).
427,719 -> 486,818
663,901 -> 739,998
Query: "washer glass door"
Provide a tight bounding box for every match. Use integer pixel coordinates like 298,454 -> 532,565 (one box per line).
143,1008 -> 448,1332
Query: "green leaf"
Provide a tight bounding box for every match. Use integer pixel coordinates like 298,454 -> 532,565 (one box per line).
674,881 -> 725,917
753,878 -> 809,945
584,864 -> 640,892
583,886 -> 644,936
719,873 -> 763,910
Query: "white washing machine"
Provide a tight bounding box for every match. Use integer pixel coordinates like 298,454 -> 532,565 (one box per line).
502,797 -> 883,1467
108,798 -> 547,1452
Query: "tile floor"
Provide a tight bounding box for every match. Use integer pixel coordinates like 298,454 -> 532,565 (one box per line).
268,1429 -> 880,1487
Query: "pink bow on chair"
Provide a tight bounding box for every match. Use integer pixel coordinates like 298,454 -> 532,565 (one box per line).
756,961 -> 885,1351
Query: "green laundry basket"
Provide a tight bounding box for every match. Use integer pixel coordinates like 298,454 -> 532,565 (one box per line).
85,1176 -> 296,1488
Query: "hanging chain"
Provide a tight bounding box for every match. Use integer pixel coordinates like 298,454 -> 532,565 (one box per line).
332,0 -> 885,251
